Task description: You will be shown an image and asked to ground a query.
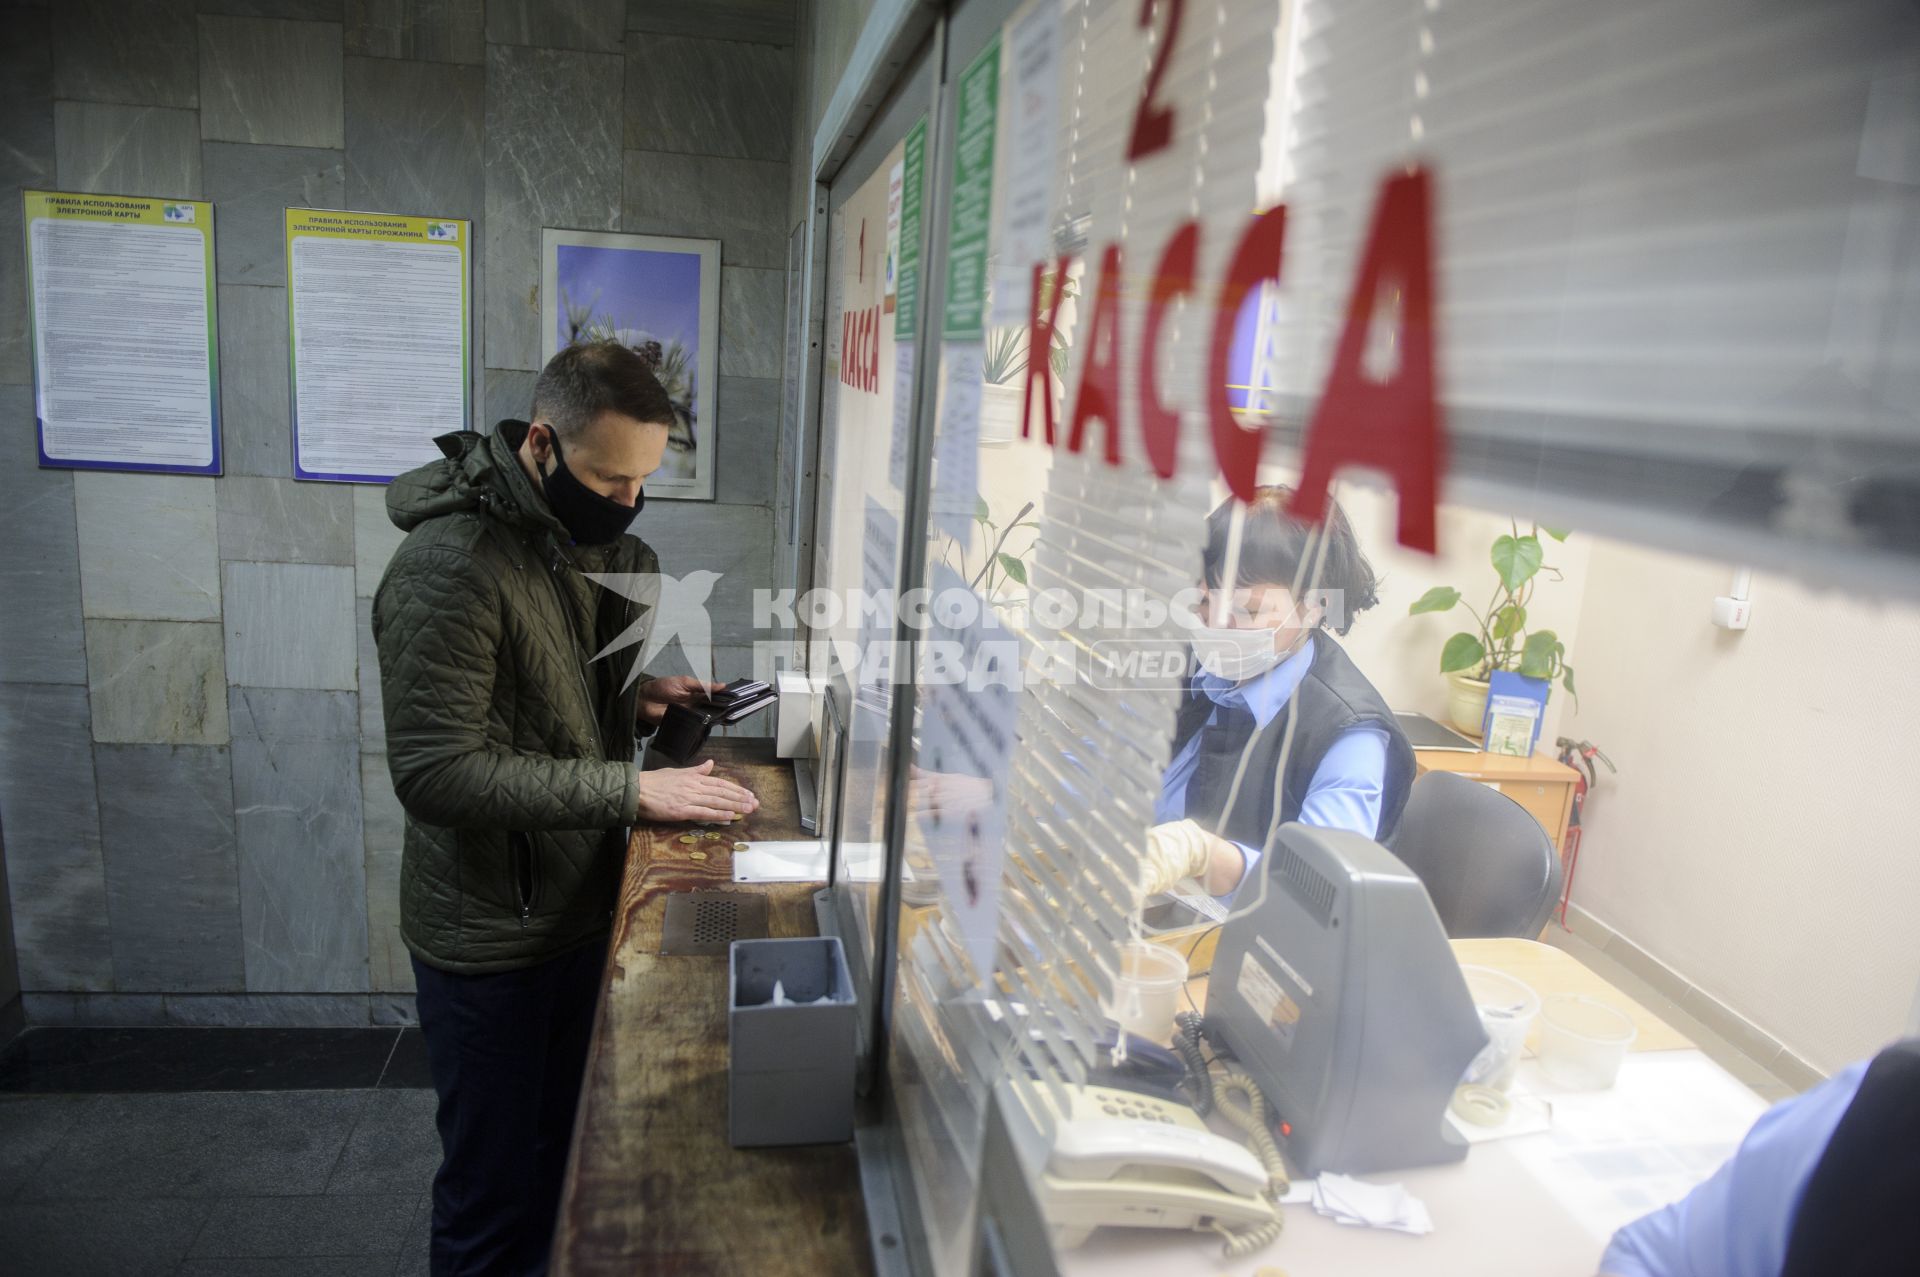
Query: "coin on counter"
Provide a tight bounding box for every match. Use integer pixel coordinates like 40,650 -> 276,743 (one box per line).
675,834 -> 697,845
689,850 -> 708,861
732,842 -> 749,852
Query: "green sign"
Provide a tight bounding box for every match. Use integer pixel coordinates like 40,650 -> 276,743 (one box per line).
942,39 -> 1000,340
895,118 -> 927,340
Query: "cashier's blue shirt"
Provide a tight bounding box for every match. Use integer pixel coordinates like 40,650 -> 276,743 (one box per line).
1154,636 -> 1389,888
1599,1061 -> 1868,1277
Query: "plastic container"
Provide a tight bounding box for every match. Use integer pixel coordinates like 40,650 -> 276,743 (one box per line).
1459,965 -> 1540,1093
728,936 -> 856,1146
1101,941 -> 1189,1044
1538,993 -> 1637,1090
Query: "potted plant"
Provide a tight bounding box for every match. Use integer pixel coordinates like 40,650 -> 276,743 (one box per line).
977,271 -> 1075,444
1409,523 -> 1579,736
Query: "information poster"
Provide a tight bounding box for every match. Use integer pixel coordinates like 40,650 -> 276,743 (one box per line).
25,191 -> 220,474
286,208 -> 470,483
933,40 -> 1000,539
915,565 -> 1020,983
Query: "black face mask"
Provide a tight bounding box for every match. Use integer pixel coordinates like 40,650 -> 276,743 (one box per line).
537,432 -> 642,545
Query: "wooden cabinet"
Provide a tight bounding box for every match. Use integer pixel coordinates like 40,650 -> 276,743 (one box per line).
1412,747 -> 1579,852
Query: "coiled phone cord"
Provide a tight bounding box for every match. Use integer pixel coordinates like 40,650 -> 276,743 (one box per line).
1173,1012 -> 1215,1115
1208,1059 -> 1291,1256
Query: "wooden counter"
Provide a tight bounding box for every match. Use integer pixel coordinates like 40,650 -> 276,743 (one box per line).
551,736 -> 875,1277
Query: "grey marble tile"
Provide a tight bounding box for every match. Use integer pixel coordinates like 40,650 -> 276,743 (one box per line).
189,1193 -> 418,1257
204,143 -> 344,286
344,56 -> 483,219
0,23 -> 54,384
396,1194 -> 431,1277
73,472 -> 221,621
345,0 -> 484,64
85,619 -> 231,745
198,15 -> 346,148
53,0 -> 199,109
370,991 -> 416,1023
0,387 -> 86,683
164,992 -> 370,1026
217,285 -> 294,477
482,367 -> 538,429
217,475 -> 354,564
0,1198 -> 213,1276
198,0 -> 346,17
487,0 -> 623,52
356,596 -> 385,749
719,265 -> 784,379
223,562 -> 357,689
483,43 -> 623,370
54,102 -> 203,199
0,685 -> 112,991
95,743 -> 246,992
626,0 -> 792,45
360,751 -> 411,992
713,375 -> 778,506
325,1086 -> 438,1192
19,992 -> 170,1026
354,483 -> 408,597
0,1095 -> 93,1201
622,35 -> 791,161
21,1090 -> 370,1199
622,149 -> 788,268
229,686 -> 369,992
631,500 -> 772,649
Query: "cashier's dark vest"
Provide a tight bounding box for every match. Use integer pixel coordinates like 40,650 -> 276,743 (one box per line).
1172,633 -> 1414,849
1779,1037 -> 1920,1277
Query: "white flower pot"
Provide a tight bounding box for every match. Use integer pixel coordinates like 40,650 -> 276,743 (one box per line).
1445,671 -> 1491,737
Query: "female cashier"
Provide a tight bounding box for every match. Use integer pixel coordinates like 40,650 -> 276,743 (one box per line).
1141,487 -> 1416,900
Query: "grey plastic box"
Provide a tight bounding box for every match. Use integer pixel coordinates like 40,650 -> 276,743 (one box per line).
728,935 -> 856,1147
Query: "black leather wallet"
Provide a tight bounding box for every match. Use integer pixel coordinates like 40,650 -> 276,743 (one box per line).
650,679 -> 780,764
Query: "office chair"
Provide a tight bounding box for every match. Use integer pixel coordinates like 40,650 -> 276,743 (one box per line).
1387,771 -> 1564,939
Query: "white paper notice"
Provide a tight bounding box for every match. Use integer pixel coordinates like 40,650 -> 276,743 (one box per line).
290,236 -> 466,480
932,342 -> 984,538
31,219 -> 214,469
914,565 -> 1021,982
989,0 -> 1062,327
887,342 -> 916,491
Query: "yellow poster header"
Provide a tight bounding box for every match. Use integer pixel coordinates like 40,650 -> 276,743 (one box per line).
286,208 -> 467,245
25,190 -> 211,230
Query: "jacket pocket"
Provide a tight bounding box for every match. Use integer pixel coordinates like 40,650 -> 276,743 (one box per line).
509,832 -> 540,926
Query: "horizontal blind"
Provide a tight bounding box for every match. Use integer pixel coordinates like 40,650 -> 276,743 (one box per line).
1267,0 -> 1920,586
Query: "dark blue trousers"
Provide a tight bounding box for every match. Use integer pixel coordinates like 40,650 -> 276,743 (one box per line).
412,938 -> 608,1277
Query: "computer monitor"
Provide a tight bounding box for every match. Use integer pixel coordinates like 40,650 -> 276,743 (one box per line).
1204,823 -> 1487,1176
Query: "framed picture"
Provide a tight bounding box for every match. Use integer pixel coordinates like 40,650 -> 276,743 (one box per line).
541,229 -> 720,501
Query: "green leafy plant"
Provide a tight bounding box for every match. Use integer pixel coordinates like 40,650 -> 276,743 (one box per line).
1408,523 -> 1578,704
980,270 -> 1076,386
942,497 -> 1040,599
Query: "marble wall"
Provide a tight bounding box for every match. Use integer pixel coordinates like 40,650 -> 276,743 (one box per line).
0,0 -> 799,1028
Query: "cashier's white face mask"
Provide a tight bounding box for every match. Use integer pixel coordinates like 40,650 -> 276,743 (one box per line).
1190,624 -> 1291,682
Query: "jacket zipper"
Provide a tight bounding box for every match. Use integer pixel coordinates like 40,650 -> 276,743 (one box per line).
510,833 -> 537,927
542,544 -> 603,759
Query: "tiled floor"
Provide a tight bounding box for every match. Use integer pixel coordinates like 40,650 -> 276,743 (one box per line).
0,1029 -> 438,1276
1541,925 -> 1800,1104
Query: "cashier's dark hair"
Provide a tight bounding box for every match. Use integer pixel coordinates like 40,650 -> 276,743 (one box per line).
1201,486 -> 1379,636
531,340 -> 676,442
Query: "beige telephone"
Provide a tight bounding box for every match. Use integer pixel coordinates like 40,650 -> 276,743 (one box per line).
1037,1085 -> 1281,1250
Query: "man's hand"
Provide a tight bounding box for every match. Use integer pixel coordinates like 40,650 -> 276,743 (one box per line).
636,675 -> 725,726
635,759 -> 759,823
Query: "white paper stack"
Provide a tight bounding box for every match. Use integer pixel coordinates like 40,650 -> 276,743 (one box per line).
1309,1173 -> 1435,1236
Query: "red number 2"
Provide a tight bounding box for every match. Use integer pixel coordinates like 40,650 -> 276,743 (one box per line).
1126,0 -> 1183,160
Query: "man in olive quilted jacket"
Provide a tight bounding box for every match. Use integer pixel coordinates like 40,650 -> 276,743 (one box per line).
373,340 -> 757,1276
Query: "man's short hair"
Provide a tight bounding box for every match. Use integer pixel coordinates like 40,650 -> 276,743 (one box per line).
1201,486 -> 1380,634
530,341 -> 675,441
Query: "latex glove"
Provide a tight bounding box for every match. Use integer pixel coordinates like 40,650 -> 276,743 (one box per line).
1141,819 -> 1225,897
